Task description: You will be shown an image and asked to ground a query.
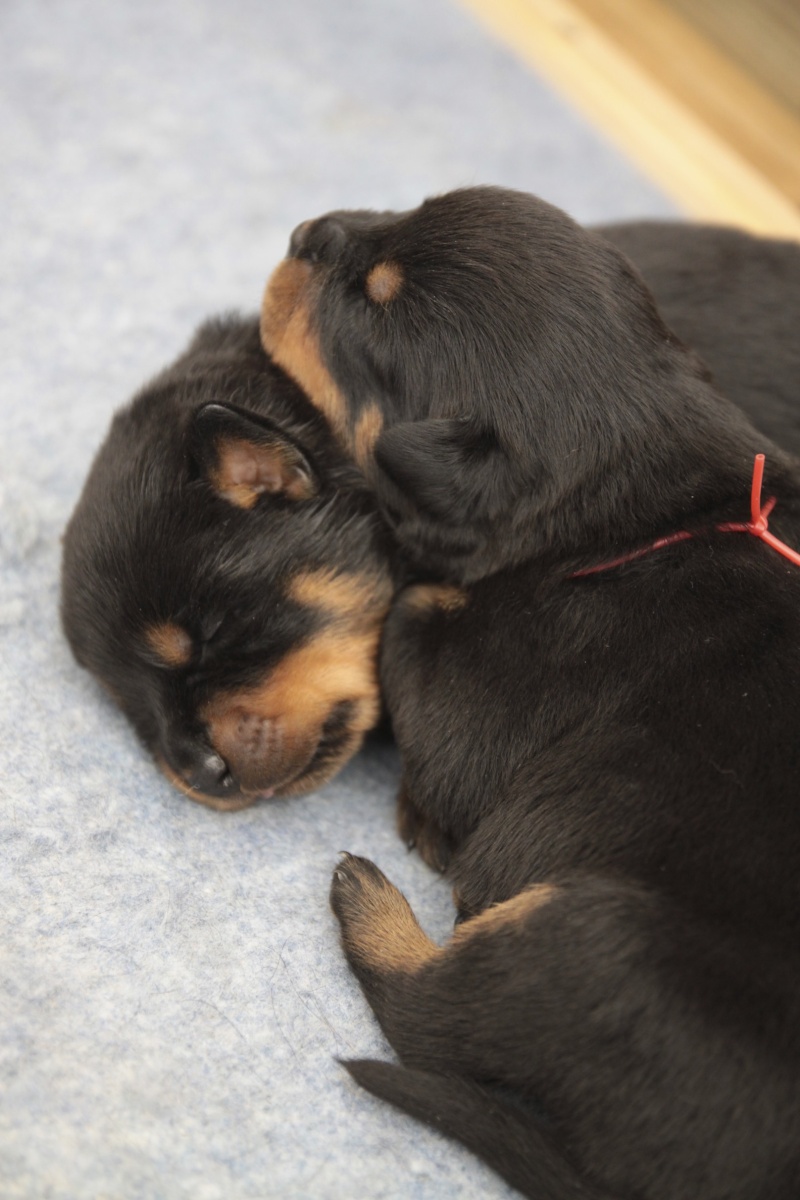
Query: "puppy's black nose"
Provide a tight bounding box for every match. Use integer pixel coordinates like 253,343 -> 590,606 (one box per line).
288,215 -> 347,263
186,749 -> 236,796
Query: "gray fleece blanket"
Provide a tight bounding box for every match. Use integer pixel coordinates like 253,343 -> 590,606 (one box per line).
0,0 -> 676,1195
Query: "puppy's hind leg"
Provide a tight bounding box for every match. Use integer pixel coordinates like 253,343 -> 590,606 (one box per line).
332,860 -> 800,1199
331,857 -> 615,1200
329,854 -> 556,1065
330,854 -> 442,1010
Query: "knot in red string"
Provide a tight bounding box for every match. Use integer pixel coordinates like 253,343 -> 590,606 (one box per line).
572,454 -> 800,578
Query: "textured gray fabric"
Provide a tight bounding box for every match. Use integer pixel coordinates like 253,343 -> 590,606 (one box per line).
0,1 -> 676,1196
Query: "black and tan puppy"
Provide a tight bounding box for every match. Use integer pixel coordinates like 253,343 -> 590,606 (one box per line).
263,190 -> 800,1199
61,315 -> 394,810
263,191 -> 800,583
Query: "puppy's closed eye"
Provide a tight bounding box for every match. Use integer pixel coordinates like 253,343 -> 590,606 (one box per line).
199,613 -> 225,643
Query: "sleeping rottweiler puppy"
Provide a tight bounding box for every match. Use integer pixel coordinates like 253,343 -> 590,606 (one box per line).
263,189 -> 800,1199
61,316 -> 395,810
263,190 -> 800,583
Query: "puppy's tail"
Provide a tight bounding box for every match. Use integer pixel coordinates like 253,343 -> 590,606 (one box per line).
342,1059 -> 617,1200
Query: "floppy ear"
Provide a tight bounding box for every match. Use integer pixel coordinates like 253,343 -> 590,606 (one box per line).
374,418 -> 516,525
371,417 -> 520,579
191,403 -> 318,508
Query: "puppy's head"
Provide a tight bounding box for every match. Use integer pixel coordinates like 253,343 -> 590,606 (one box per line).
61,316 -> 394,811
262,187 -> 769,580
261,186 -> 666,462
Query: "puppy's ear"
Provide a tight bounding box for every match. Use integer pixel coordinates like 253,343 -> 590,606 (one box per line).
374,418 -> 515,525
372,418 -> 519,578
191,403 -> 318,508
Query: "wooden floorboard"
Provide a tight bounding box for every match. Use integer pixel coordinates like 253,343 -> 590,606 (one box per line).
666,0 -> 800,117
458,0 -> 800,238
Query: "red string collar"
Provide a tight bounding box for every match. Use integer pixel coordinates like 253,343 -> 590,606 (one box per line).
571,454 -> 800,579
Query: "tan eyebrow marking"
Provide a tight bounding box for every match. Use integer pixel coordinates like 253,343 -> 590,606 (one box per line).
365,261 -> 404,304
399,582 -> 469,616
353,403 -> 384,470
145,622 -> 193,668
287,567 -> 393,628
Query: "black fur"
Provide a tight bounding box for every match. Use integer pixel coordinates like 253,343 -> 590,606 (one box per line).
343,1060 -> 608,1200
265,189 -> 800,1198
601,220 -> 800,458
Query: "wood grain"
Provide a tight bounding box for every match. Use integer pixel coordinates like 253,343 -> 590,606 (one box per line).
458,0 -> 800,237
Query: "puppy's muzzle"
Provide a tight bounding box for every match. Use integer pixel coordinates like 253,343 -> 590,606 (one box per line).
289,215 -> 348,264
159,735 -> 261,813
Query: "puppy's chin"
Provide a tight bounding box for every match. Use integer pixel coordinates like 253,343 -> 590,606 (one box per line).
157,760 -> 266,812
275,715 -> 374,799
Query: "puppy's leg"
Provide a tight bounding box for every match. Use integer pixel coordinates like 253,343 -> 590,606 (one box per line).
330,857 -> 609,1198
330,854 -> 441,1018
330,853 -> 556,1062
331,858 -> 800,1199
396,781 -> 455,872
340,1060 -> 612,1200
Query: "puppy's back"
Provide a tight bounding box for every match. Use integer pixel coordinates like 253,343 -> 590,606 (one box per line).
600,222 -> 800,457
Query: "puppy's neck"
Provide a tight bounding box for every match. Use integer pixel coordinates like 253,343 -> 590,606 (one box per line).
542,372 -> 798,568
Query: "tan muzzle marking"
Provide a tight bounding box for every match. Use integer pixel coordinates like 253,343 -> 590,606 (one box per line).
261,257 -> 349,442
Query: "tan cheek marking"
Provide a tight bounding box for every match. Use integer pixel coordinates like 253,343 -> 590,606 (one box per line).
287,567 -> 392,626
157,760 -> 257,813
261,258 -> 350,443
200,569 -> 392,797
276,725 -> 365,797
365,261 -> 404,305
452,884 -> 560,943
353,403 -> 383,470
400,582 -> 469,616
202,626 -> 384,759
260,257 -> 310,351
262,629 -> 384,732
145,622 -> 193,668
